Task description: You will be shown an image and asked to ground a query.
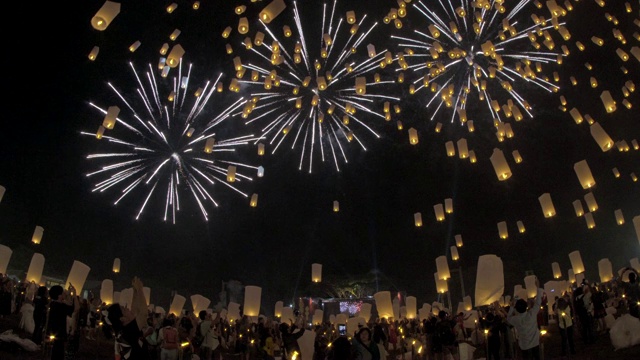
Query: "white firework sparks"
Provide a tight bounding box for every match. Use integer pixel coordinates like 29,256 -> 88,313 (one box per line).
82,61 -> 262,223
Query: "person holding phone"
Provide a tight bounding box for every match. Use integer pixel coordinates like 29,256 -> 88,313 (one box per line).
279,320 -> 306,360
47,283 -> 79,360
327,324 -> 351,360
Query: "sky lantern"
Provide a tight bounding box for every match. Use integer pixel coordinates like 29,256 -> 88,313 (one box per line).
355,77 -> 366,95
169,294 -> 186,317
26,253 -> 45,284
91,1 -> 120,31
584,192 -> 598,212
552,262 -> 562,279
88,46 -> 99,61
450,246 -> 459,261
600,91 -> 616,113
311,263 -> 322,282
166,2 -> 177,13
250,194 -> 258,207
634,216 -> 640,244
434,203 -> 445,221
584,213 -> 595,229
524,275 -> 537,298
226,165 -> 236,182
280,305 -> 293,323
567,269 -> 575,284
112,258 -> 120,273
538,193 -> 556,218
257,143 -> 265,156
445,141 -> 456,156
31,226 -> 44,244
333,201 -> 339,212
160,43 -> 169,56
374,291 -> 394,319
0,185 -> 5,203
434,272 -> 448,294
274,301 -> 283,318
573,200 -> 584,217
569,108 -> 583,124
614,209 -> 625,225
260,0 -> 287,23
103,106 -> 120,130
517,220 -> 525,233
257,166 -> 264,178
238,17 -> 249,34
455,234 -> 463,247
65,260 -> 91,295
436,255 -> 450,280
312,309 -> 324,325
469,150 -> 477,163
169,29 -> 181,41
143,287 -> 151,306
444,198 -> 453,214
512,150 -> 522,164
204,137 -> 215,153
408,128 -> 418,145
467,120 -> 474,132
598,258 -> 613,283
568,250 -> 585,274
631,258 -> 640,272
490,148 -> 512,181
129,41 -> 141,52
346,10 -> 357,24
359,303 -> 372,322
166,44 -> 185,68
497,221 -> 508,239
475,254 -> 504,306
414,212 -> 423,227
243,286 -> 262,321
405,296 -> 417,319
101,279 -> 114,305
574,160 -> 596,189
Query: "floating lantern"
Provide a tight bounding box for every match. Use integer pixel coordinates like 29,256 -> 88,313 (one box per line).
490,148 -> 512,181
226,166 -> 236,182
444,198 -> 453,214
584,213 -> 595,229
457,139 -> 469,159
250,194 -> 258,207
103,106 -> 120,130
311,263 -> 322,283
312,309 -> 324,325
524,275 -> 538,298
584,192 -> 598,212
406,296 -> 417,319
333,201 -> 339,212
538,193 -> 556,218
469,150 -> 476,163
600,91 -> 617,113
450,246 -> 459,261
204,137 -> 215,153
26,253 -> 45,284
112,258 -> 120,273
274,301 -> 283,318
512,150 -> 522,164
598,259 -> 613,283
169,294 -> 186,316
569,108 -> 583,124
436,256 -> 450,280
169,29 -> 181,41
374,291 -> 394,319
257,143 -> 265,156
238,17 -> 249,34
567,269 -> 575,283
166,2 -> 178,13
568,250 -> 585,274
614,209 -> 625,225
517,220 -> 525,233
243,286 -> 262,320
445,141 -> 456,157
475,255 -> 504,306
88,46 -> 99,61
91,1 -> 121,31
65,260 -> 91,295
408,128 -> 418,145
552,262 -> 562,279
166,44 -> 185,68
101,279 -> 113,305
0,245 -> 12,274
414,212 -> 423,227
32,226 -> 44,244
574,160 -> 596,189
435,272 -> 448,293
573,200 -> 584,217
497,221 -> 508,239
260,0 -> 286,24
455,234 -> 463,247
434,203 -> 445,221
346,11 -> 356,24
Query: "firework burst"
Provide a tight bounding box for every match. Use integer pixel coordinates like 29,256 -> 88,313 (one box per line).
390,0 -> 563,135
231,0 -> 400,173
82,61 -> 262,223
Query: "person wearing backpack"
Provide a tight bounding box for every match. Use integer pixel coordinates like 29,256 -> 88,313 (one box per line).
159,317 -> 179,360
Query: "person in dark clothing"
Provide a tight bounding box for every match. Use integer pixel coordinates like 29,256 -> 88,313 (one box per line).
328,333 -> 352,360
279,322 -> 306,360
31,286 -> 48,345
482,311 -> 507,360
573,286 -> 595,345
108,276 -> 151,360
47,284 -> 79,360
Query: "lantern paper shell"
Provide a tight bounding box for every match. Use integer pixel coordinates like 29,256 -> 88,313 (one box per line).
227,165 -> 236,182
166,44 -> 185,68
129,41 -> 141,52
227,302 -> 241,322
274,301 -> 283,318
435,272 -> 448,293
0,185 -> 5,202
243,285 -> 262,318
455,234 -> 463,247
88,46 -> 99,61
631,258 -> 640,272
584,192 -> 598,212
112,258 -> 120,273
569,250 -> 585,274
26,253 -> 45,284
169,294 -> 186,316
103,106 -> 120,130
414,212 -> 423,227
32,226 -> 44,244
143,287 -> 151,306
575,273 -> 585,286
113,291 -> 121,305
490,148 -> 512,180
513,285 -> 527,300
333,201 -> 339,212
475,254 -> 504,306
405,296 -> 417,319
359,302 -> 372,322
552,262 -> 562,279
497,221 -> 508,239
444,198 -> 453,213
517,220 -> 525,233
574,160 -> 596,189
600,91 -> 617,113
259,0 -> 286,24
463,296 -> 472,311
457,138 -> 469,159
250,194 -> 258,207
568,268 -> 575,283
436,256 -> 450,280
408,128 -> 419,145
524,275 -> 538,298
65,260 -> 91,295
538,193 -> 556,218
91,1 -> 121,31
598,258 -> 613,283
584,212 -> 595,229
434,203 -> 445,221
573,200 -> 584,217
614,209 -> 624,225
634,215 -> 640,244
374,291 -> 394,319
120,288 -> 133,309
191,294 -> 211,315
311,263 -> 322,282
450,246 -> 459,261
334,313 -> 347,326
312,309 -> 324,325
590,122 -> 614,152
101,279 -> 114,305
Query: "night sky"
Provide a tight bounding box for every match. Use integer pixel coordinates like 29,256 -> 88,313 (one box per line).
1,0 -> 639,313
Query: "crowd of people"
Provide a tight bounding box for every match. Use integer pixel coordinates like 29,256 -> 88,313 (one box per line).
0,271 -> 639,360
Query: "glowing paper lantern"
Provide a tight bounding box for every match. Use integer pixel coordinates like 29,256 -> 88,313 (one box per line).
359,303 -> 372,322
590,122 -> 614,152
312,309 -> 324,325
91,1 -> 121,31
436,256 -> 450,280
538,193 -> 556,218
489,148 -> 512,180
445,141 -> 456,157
120,288 -> 133,309
26,253 -> 45,284
444,198 -> 453,214
614,209 -> 625,225
333,201 -> 339,212
457,138 -> 469,159
450,246 -> 459,261
434,203 -> 445,221
513,285 -> 527,300
0,185 -> 5,202
567,269 -> 575,283
463,296 -> 472,311
598,259 -> 613,283
335,313 -> 347,326
455,234 -> 463,247
169,294 -> 186,316
408,127 -> 419,145
129,41 -> 141,52
238,17 -> 249,34
584,192 -> 598,212
250,193 -> 258,208
113,291 -> 121,305
600,91 -> 617,113
497,221 -> 508,239
584,212 -> 595,229
414,212 -> 423,227
517,220 -> 525,233
101,279 -> 114,305
405,296 -> 417,319
524,275 -> 537,298
259,0 -> 286,23
568,251 -> 585,274
227,302 -> 241,322
243,285 -> 262,320
88,46 -> 99,61
227,165 -> 236,182
103,105 -> 120,130
374,291 -> 394,319
274,301 -> 283,318
434,272 -> 448,293
552,262 -> 562,279
112,258 -> 120,273
65,260 -> 91,295
143,287 -> 151,306
311,263 -> 322,282
192,294 -> 210,315
574,160 -> 596,189
634,216 -> 640,244
573,200 -> 584,217
32,226 -> 44,244
166,44 -> 185,68
475,254 -> 504,306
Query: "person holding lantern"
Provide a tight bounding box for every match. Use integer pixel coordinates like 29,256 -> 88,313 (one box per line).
507,277 -> 543,360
